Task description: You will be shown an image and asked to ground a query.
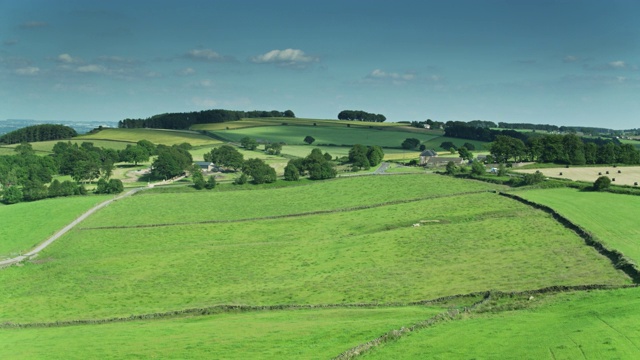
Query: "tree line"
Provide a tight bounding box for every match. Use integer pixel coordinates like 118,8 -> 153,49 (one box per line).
337,110 -> 386,122
0,124 -> 77,144
118,109 -> 295,130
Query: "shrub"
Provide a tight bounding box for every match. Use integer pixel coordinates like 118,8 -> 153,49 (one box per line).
593,176 -> 611,191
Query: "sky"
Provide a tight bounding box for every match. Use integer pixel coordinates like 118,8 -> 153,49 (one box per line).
1,0 -> 639,129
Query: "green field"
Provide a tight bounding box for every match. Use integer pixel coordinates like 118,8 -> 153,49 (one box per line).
77,128 -> 221,146
362,288 -> 640,359
0,306 -> 445,359
191,117 -> 412,131
0,175 -> 628,323
0,195 -> 111,259
207,125 -> 439,148
517,188 -> 640,264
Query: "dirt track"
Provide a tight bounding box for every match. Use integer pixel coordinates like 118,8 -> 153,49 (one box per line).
515,166 -> 640,186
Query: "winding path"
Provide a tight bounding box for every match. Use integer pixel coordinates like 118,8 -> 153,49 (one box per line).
0,176 -> 185,269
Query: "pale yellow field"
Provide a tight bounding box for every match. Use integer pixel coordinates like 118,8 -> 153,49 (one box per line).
77,128 -> 220,146
516,166 -> 640,186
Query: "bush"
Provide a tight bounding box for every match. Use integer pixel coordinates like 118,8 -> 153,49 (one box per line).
2,186 -> 23,204
593,176 -> 611,191
234,173 -> 248,185
284,163 -> 300,181
205,176 -> 216,189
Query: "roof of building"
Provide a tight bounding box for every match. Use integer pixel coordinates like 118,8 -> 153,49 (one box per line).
420,149 -> 438,157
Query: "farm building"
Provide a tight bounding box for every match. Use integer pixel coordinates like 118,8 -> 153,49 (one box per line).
419,149 -> 438,165
194,161 -> 216,172
423,157 -> 465,168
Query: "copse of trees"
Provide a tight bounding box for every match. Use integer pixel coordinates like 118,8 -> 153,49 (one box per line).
0,124 -> 77,144
118,109 -> 295,130
151,144 -> 193,179
337,110 -> 386,122
348,144 -> 384,171
204,145 -> 244,171
286,148 -> 337,181
241,158 -> 277,184
401,138 -> 421,150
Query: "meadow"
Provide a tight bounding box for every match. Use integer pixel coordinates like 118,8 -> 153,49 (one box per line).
77,128 -> 221,147
0,306 -> 445,359
191,117 -> 411,131
0,195 -> 111,259
207,125 -> 439,148
0,178 -> 628,323
516,166 -> 640,187
362,287 -> 640,359
517,188 -> 640,264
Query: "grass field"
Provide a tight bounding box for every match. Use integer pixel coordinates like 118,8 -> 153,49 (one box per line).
0,195 -> 112,259
207,125 -> 440,148
517,188 -> 640,264
191,117 -> 412,131
0,176 -> 628,323
0,306 -> 445,359
362,288 -> 640,359
77,128 -> 221,146
516,166 -> 640,187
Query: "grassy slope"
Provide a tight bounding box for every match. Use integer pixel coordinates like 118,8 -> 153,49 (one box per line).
79,175 -> 502,227
208,125 -> 439,148
0,195 -> 112,259
363,288 -> 640,359
77,128 -> 221,146
420,136 -> 489,151
517,188 -> 640,264
0,182 -> 628,322
0,306 -> 444,359
191,117 -> 410,131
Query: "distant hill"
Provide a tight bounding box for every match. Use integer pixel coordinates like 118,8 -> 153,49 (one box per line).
0,119 -> 118,136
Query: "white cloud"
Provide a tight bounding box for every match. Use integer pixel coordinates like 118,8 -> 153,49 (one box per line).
251,49 -> 318,67
15,66 -> 40,75
76,64 -> 107,73
187,49 -> 224,61
20,21 -> 48,29
563,55 -> 579,63
57,53 -> 77,63
609,60 -> 626,69
369,69 -> 416,81
178,67 -> 196,76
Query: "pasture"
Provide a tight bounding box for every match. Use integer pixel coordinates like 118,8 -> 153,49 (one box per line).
0,306 -> 445,359
0,175 -> 629,323
517,188 -> 640,264
207,125 -> 440,148
191,117 -> 411,132
516,166 -> 640,187
77,128 -> 220,147
0,195 -> 111,259
362,288 -> 640,359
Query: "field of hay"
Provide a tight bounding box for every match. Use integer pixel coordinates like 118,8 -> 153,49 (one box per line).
515,166 -> 640,186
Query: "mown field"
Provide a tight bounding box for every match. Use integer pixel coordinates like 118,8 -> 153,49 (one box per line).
517,188 -> 640,264
516,166 -> 640,187
0,306 -> 446,359
0,195 -> 111,259
0,175 -> 629,325
362,288 -> 640,359
77,128 -> 221,147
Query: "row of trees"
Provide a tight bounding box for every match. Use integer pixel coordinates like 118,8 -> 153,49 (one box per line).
118,109 -> 295,130
490,134 -> 640,165
337,110 -> 386,122
0,124 -> 77,144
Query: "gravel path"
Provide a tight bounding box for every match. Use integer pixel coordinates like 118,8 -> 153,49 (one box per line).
0,176 -> 185,269
374,162 -> 390,174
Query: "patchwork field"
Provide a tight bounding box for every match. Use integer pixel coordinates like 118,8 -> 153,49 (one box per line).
191,117 -> 411,131
516,166 -> 640,187
362,288 -> 640,359
517,188 -> 640,264
77,128 -> 221,147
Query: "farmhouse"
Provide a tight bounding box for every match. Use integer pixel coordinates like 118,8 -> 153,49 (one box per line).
194,161 -> 215,172
424,157 -> 465,168
419,149 -> 438,165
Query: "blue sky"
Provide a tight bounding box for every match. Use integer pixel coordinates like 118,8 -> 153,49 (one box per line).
1,0 -> 639,128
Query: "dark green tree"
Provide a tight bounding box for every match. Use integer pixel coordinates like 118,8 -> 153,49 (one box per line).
401,138 -> 420,150
240,137 -> 259,150
284,163 -> 300,181
458,146 -> 473,161
348,144 -> 370,170
470,161 -> 485,176
304,135 -> 315,145
593,176 -> 611,191
205,176 -> 217,189
2,185 -> 23,204
367,146 -> 384,167
445,161 -> 457,175
205,145 -> 244,171
242,158 -> 277,184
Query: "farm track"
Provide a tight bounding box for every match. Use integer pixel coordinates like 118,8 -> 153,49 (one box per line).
0,176 -> 185,269
77,190 -> 491,231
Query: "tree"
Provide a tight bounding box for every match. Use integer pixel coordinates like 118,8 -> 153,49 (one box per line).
205,145 -> 244,171
463,142 -> 476,151
304,135 -> 315,145
440,141 -> 457,151
283,110 -> 295,118
367,146 -> 384,167
242,158 -> 276,184
264,142 -> 282,155
22,180 -> 48,201
191,166 -> 206,190
136,139 -> 157,155
107,179 -> 124,194
240,137 -> 259,150
151,145 -> 192,179
234,173 -> 248,185
471,161 -> 486,176
2,186 -> 23,204
445,161 -> 457,175
284,163 -> 300,181
523,171 -> 545,185
205,176 -> 217,189
401,138 -> 421,150
120,145 -> 149,165
348,144 -> 370,170
458,146 -> 473,161
497,163 -> 507,176
593,176 -> 611,191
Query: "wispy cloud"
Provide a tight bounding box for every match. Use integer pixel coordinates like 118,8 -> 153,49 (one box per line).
563,55 -> 579,63
585,60 -> 637,71
76,64 -> 108,73
57,53 -> 78,64
178,67 -> 196,76
15,66 -> 40,75
608,60 -> 626,69
20,21 -> 48,29
186,49 -> 233,62
251,49 -> 318,67
368,69 -> 416,81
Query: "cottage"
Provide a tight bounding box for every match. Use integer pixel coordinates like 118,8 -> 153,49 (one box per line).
419,149 -> 438,165
194,161 -> 215,172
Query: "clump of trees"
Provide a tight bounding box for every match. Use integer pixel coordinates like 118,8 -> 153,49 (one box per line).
593,176 -> 611,191
264,142 -> 282,155
338,110 -> 386,122
304,136 -> 315,145
401,138 -> 421,150
348,144 -> 384,171
240,137 -> 259,150
204,145 -> 244,171
0,124 -> 77,144
286,148 -> 337,181
151,144 -> 193,180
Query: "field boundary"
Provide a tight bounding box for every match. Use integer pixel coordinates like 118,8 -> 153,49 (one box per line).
0,284 -> 631,329
77,190 -> 490,231
500,192 -> 640,283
